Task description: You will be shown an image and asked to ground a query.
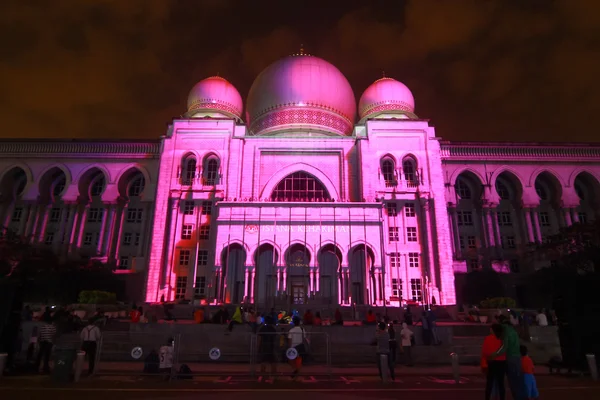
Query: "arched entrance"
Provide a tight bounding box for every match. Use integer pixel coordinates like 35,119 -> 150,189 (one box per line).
318,244 -> 342,305
286,243 -> 310,305
254,243 -> 278,307
222,243 -> 246,304
349,245 -> 374,305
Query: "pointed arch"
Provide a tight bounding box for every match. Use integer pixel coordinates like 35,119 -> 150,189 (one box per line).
449,167 -> 486,187
529,167 -> 567,188
0,163 -> 33,186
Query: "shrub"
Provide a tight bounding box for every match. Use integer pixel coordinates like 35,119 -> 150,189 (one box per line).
480,297 -> 516,309
78,290 -> 117,304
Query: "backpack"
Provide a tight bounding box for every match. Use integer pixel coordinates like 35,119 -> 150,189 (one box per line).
178,364 -> 193,379
143,350 -> 160,374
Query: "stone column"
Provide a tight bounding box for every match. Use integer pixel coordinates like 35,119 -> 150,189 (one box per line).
102,204 -> 118,257
243,268 -> 250,301
492,209 -> 502,249
75,205 -> 90,248
524,208 -> 535,243
564,208 -> 573,226
309,269 -> 314,295
64,203 -> 78,254
2,201 -> 15,231
162,198 -> 180,297
68,204 -> 82,253
30,204 -> 43,241
276,268 -> 281,293
36,204 -> 51,243
24,202 -> 38,239
376,270 -> 383,305
54,206 -> 68,254
18,203 -> 31,236
571,208 -> 580,223
422,199 -> 438,291
96,203 -> 109,255
111,202 -> 128,262
484,207 -> 495,247
250,269 -> 256,303
532,209 -> 543,243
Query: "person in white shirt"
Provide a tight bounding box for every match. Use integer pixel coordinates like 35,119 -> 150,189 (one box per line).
159,338 -> 175,373
400,322 -> 414,366
80,320 -> 102,374
287,317 -> 306,378
536,309 -> 548,327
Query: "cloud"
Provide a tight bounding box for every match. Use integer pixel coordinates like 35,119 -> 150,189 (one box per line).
0,0 -> 598,143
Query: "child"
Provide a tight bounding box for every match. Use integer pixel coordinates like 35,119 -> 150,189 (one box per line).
521,345 -> 539,399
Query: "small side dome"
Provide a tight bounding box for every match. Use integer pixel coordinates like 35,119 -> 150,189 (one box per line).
358,77 -> 416,121
186,76 -> 243,120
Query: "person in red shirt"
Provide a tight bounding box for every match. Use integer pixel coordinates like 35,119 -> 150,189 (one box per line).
313,312 -> 322,326
482,324 -> 506,400
365,310 -> 377,325
129,306 -> 141,323
521,345 -> 539,399
303,309 -> 314,326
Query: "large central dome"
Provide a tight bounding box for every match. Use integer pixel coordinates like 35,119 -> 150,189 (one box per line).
246,54 -> 356,136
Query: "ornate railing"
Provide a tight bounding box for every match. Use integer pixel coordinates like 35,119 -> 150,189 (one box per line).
440,141 -> 600,160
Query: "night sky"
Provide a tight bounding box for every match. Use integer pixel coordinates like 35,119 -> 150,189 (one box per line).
1,0 -> 599,142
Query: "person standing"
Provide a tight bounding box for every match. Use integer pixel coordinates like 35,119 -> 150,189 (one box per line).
35,317 -> 57,374
388,321 -> 397,366
159,338 -> 175,375
287,316 -> 307,379
491,317 -> 525,400
482,324 -> 506,400
80,320 -> 102,375
535,309 -> 548,327
257,316 -> 277,381
400,322 -> 414,367
521,345 -> 539,400
375,322 -> 395,381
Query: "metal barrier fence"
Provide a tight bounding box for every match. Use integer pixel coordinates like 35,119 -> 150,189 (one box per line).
95,332 -> 182,379
93,328 -> 331,379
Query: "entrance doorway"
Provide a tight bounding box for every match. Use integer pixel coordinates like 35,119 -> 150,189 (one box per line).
286,243 -> 310,305
292,281 -> 306,304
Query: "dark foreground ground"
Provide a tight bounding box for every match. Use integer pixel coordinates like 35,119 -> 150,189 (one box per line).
1,374 -> 599,400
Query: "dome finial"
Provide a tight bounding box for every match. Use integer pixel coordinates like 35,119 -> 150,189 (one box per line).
382,70 -> 386,78
299,44 -> 304,55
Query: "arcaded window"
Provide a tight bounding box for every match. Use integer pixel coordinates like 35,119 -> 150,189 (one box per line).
128,175 -> 145,197
381,157 -> 396,186
456,178 -> 472,199
402,157 -> 418,184
204,157 -> 219,185
90,175 -> 105,197
271,171 -> 331,202
182,157 -> 196,185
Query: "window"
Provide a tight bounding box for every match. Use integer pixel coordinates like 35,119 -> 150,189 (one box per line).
181,224 -> 193,240
88,208 -> 104,223
402,158 -> 417,184
134,233 -> 141,246
406,227 -> 417,242
119,256 -> 129,270
183,201 -> 194,215
199,225 -> 210,240
459,236 -> 465,249
182,157 -> 196,185
197,250 -> 209,266
381,158 -> 396,186
44,232 -> 54,245
457,211 -> 473,226
408,252 -> 419,268
469,259 -> 479,271
50,208 -> 61,223
195,276 -> 206,296
123,232 -> 132,246
83,232 -> 93,246
496,181 -> 510,200
128,176 -> 145,197
204,158 -> 219,185
176,276 -> 188,299
271,171 -> 331,202
410,278 -> 422,302
539,212 -> 550,227
391,278 -> 402,298
388,227 -> 399,242
509,259 -> 520,273
501,235 -> 516,249
390,253 -> 401,268
201,201 -> 212,215
11,207 -> 23,222
179,250 -> 191,266
497,211 -> 512,226
386,203 -> 397,217
126,208 -> 143,223
91,176 -> 105,197
64,209 -> 70,222
456,179 -> 471,199
578,212 -> 587,224
405,203 -> 416,217
467,236 -> 476,249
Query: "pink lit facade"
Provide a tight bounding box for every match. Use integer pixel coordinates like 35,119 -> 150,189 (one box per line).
2,54 -> 600,307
